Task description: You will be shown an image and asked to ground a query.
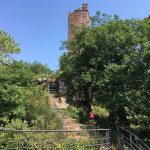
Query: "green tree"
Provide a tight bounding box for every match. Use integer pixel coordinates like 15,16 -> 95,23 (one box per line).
59,12 -> 150,131
0,30 -> 20,66
0,59 -> 59,130
0,61 -> 34,119
30,61 -> 52,78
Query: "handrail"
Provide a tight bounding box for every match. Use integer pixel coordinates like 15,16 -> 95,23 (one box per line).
0,128 -> 13,131
0,128 -> 110,132
111,123 -> 150,150
0,127 -> 111,150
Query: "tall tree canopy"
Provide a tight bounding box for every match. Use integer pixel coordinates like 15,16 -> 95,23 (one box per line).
59,12 -> 150,131
0,29 -> 59,131
0,30 -> 20,66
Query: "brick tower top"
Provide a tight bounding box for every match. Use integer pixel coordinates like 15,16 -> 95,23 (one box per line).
68,3 -> 90,42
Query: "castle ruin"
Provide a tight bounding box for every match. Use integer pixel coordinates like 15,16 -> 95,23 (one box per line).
68,3 -> 90,43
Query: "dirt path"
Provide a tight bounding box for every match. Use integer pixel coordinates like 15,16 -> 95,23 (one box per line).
51,96 -> 68,110
51,96 -> 83,131
51,96 -> 90,140
50,96 -> 109,149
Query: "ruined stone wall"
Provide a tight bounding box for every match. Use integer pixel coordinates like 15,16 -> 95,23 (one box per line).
68,3 -> 90,43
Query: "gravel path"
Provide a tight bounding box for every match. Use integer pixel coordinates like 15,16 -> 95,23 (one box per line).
51,96 -> 89,139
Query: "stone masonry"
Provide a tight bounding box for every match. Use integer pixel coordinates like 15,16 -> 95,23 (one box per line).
68,3 -> 90,44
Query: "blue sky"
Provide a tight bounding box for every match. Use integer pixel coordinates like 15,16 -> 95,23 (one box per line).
0,0 -> 150,71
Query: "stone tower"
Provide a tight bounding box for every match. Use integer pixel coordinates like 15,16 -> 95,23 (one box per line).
68,3 -> 90,42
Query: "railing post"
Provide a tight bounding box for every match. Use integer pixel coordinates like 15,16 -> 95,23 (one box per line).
106,130 -> 110,149
130,133 -> 133,150
117,126 -> 120,146
117,126 -> 124,149
98,124 -> 100,137
18,131 -> 20,150
139,140 -> 142,150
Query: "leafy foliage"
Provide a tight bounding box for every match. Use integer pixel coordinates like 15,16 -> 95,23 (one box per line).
0,60 -> 59,129
30,60 -> 53,78
0,30 -> 20,66
0,29 -> 60,132
59,12 -> 150,133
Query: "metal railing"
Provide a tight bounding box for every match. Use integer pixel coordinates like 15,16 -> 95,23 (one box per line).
112,124 -> 150,150
0,128 -> 111,150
